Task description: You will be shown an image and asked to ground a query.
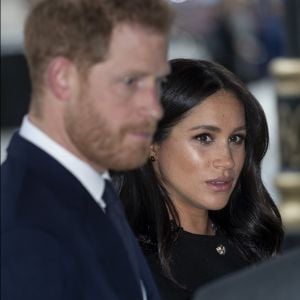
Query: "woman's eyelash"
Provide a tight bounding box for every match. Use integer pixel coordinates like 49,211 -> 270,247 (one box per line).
193,133 -> 246,144
229,134 -> 246,144
194,133 -> 213,144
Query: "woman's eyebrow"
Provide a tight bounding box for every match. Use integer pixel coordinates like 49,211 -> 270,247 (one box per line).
189,125 -> 246,132
233,126 -> 247,132
190,125 -> 221,132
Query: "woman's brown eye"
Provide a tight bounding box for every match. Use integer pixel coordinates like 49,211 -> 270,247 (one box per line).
229,135 -> 245,144
195,134 -> 213,144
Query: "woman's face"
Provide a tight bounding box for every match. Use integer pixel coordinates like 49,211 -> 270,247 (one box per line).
151,90 -> 246,217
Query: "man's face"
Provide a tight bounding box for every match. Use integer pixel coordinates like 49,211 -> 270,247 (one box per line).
65,24 -> 170,171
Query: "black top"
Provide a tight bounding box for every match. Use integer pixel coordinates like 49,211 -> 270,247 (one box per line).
144,230 -> 249,300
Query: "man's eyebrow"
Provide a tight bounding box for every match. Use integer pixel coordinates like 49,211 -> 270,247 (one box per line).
118,70 -> 169,79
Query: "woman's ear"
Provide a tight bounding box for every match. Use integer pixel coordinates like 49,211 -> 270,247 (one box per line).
149,143 -> 159,161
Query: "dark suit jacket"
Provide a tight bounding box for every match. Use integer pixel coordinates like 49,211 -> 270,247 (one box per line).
193,247 -> 300,300
1,133 -> 160,300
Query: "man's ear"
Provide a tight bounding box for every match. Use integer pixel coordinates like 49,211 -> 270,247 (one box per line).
46,57 -> 76,101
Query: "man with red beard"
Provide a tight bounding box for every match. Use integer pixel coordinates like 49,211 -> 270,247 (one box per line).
1,1 -> 173,299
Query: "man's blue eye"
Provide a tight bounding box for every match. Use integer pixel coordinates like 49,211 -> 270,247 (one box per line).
124,78 -> 134,85
123,76 -> 138,86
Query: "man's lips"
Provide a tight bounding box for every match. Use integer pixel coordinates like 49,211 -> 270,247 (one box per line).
128,123 -> 156,139
130,131 -> 154,140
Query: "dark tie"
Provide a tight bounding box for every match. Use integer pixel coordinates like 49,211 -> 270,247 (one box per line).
102,179 -> 128,237
102,179 -> 160,300
102,180 -> 140,274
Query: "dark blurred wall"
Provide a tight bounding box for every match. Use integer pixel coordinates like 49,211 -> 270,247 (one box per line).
1,53 -> 31,127
284,0 -> 300,57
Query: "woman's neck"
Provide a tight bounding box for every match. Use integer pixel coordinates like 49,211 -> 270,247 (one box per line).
178,210 -> 215,236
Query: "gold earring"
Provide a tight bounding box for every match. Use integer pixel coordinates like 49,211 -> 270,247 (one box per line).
150,156 -> 156,162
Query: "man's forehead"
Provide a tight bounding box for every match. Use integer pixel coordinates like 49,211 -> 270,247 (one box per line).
101,24 -> 169,74
108,22 -> 168,49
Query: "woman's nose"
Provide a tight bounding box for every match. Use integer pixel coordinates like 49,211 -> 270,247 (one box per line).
213,146 -> 235,170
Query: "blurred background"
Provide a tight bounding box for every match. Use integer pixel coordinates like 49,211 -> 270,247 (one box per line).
1,0 -> 299,246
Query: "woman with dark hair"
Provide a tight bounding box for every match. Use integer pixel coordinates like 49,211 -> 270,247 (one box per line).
113,59 -> 283,300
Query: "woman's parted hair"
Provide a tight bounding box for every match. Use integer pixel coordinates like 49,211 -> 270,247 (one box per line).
114,58 -> 284,282
24,0 -> 174,97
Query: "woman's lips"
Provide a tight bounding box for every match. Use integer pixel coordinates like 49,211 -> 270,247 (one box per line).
206,178 -> 234,192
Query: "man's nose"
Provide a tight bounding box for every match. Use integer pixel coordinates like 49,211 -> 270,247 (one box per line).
140,85 -> 164,121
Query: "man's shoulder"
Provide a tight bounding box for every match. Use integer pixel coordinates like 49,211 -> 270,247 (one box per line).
1,153 -> 85,235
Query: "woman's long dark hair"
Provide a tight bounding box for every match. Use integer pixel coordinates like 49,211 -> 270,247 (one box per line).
113,59 -> 284,282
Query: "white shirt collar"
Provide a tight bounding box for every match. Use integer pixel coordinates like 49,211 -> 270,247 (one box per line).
19,116 -> 108,210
